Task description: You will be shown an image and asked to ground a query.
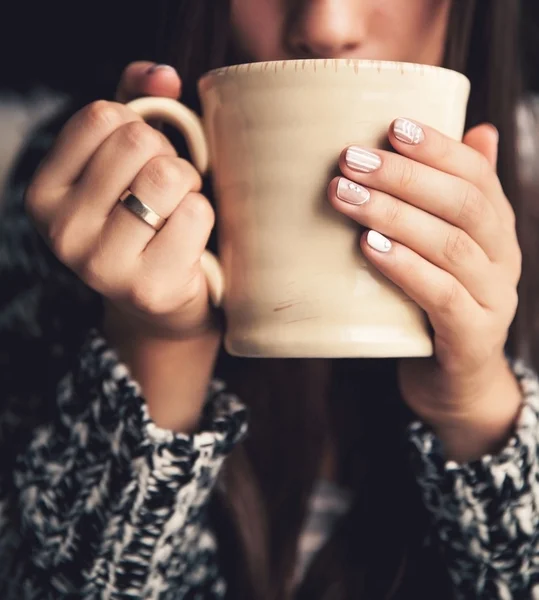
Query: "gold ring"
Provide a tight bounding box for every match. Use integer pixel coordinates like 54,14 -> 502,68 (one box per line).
119,190 -> 167,232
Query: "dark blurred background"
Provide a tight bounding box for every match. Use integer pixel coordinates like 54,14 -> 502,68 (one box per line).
3,0 -> 160,97
1,1 -> 538,192
0,0 -> 163,190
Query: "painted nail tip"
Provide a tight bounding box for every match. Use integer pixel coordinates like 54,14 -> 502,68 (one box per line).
366,230 -> 392,253
337,178 -> 370,205
147,64 -> 176,74
393,118 -> 424,145
345,147 -> 382,173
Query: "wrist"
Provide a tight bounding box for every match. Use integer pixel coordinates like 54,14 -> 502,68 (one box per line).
103,302 -> 223,433
430,358 -> 523,462
103,295 -> 221,341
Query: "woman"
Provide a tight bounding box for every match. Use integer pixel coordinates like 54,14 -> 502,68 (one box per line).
1,0 -> 538,598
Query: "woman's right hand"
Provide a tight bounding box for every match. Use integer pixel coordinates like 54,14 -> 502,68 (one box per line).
26,62 -> 217,339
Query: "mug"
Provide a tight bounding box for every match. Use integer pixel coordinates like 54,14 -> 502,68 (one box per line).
127,59 -> 470,358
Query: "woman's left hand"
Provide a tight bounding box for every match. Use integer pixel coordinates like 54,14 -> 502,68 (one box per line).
328,119 -> 523,461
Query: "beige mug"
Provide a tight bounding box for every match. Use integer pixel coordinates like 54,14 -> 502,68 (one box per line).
127,59 -> 470,358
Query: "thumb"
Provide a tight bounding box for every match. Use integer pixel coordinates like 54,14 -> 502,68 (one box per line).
115,61 -> 182,104
463,123 -> 499,169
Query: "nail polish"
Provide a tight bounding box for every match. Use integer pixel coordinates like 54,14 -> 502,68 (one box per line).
337,178 -> 370,205
393,118 -> 424,145
345,147 -> 382,173
147,64 -> 176,75
367,230 -> 392,253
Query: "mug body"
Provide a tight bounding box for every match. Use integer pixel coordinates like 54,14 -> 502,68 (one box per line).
198,59 -> 470,357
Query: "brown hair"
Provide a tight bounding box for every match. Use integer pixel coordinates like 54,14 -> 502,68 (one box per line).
157,1 -> 528,598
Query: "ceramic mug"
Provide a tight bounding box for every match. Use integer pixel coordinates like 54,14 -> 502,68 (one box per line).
127,59 -> 470,358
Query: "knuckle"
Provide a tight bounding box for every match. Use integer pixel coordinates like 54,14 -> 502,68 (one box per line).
122,121 -> 161,153
383,199 -> 402,227
436,279 -> 460,315
443,229 -> 473,267
80,253 -> 109,291
457,184 -> 486,229
24,180 -> 56,224
128,281 -> 171,315
176,157 -> 203,189
142,156 -> 182,193
48,219 -> 76,261
84,100 -> 124,130
181,193 -> 215,227
394,158 -> 420,192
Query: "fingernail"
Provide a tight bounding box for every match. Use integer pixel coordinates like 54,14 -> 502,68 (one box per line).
146,64 -> 176,75
337,178 -> 370,205
393,118 -> 424,145
367,230 -> 392,253
345,147 -> 382,173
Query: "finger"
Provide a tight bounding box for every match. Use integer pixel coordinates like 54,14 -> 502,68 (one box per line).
140,191 -> 215,292
359,230 -> 486,349
32,101 -> 139,189
463,124 -> 499,169
341,146 -> 504,262
387,118 -> 514,222
329,177 -> 498,307
82,158 -> 203,292
74,120 -> 178,219
115,62 -> 182,103
105,155 -> 202,251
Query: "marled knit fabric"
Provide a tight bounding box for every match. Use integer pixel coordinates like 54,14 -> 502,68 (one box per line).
4,332 -> 247,599
0,330 -> 538,598
409,359 -> 539,599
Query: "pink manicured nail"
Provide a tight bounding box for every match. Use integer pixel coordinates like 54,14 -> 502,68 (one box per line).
393,118 -> 425,145
336,178 -> 370,205
345,147 -> 382,173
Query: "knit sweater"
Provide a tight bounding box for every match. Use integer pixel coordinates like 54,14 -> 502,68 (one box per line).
1,108 -> 539,599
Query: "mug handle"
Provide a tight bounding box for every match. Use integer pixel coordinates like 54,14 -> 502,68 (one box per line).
126,96 -> 225,307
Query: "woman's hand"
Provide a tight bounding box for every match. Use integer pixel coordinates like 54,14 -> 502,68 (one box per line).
25,62 -> 221,432
26,62 -> 216,339
328,119 -> 523,461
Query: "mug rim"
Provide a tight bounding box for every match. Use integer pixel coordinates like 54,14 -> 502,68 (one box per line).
199,58 -> 470,92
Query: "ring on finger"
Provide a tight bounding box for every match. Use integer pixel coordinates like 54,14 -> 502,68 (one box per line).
119,189 -> 167,232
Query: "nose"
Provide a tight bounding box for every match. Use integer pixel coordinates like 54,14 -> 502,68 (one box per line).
286,0 -> 366,59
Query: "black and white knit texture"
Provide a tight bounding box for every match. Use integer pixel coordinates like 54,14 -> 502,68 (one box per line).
3,332 -> 247,599
0,330 -> 537,598
409,359 -> 539,599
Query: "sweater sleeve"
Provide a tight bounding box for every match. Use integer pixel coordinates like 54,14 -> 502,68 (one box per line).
0,330 -> 247,599
408,360 -> 539,599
